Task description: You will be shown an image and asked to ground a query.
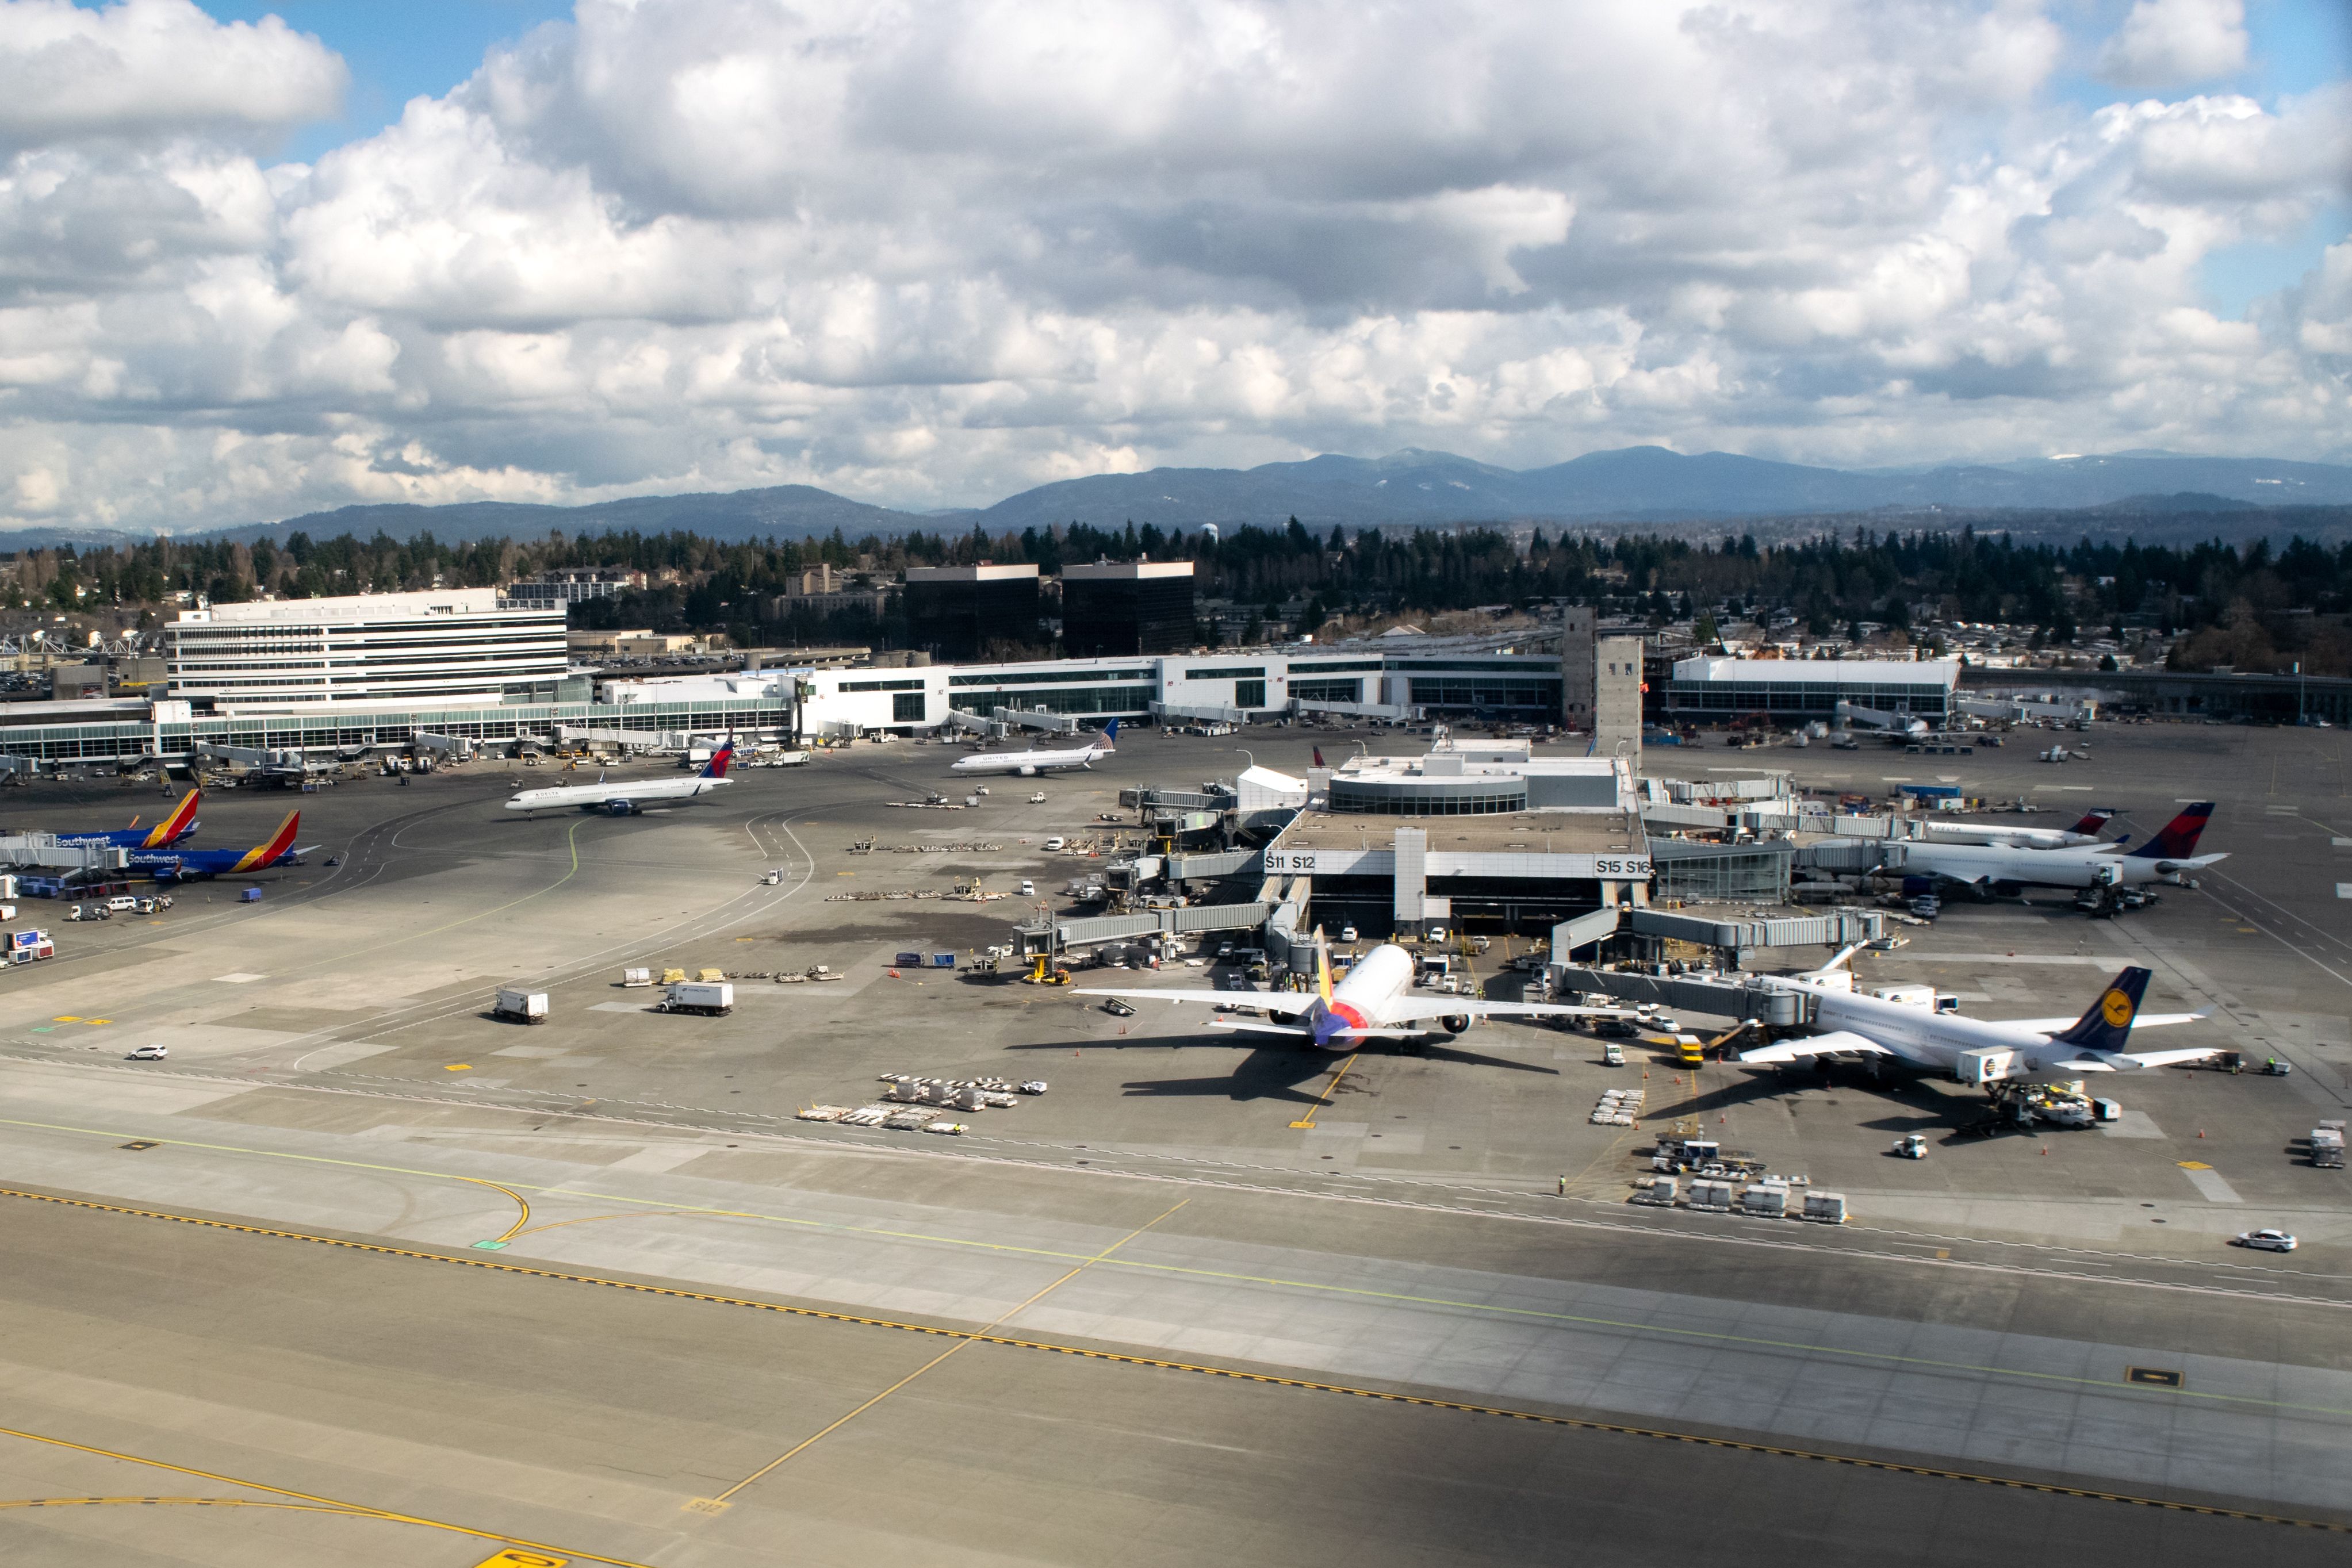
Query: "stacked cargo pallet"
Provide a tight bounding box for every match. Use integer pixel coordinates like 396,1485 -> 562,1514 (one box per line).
1588,1088 -> 1644,1126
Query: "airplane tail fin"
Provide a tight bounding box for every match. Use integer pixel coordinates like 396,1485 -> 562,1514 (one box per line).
702,738 -> 735,779
1317,938 -> 1333,1003
1312,746 -> 1327,769
2068,807 -> 2116,837
234,811 -> 301,871
2050,967 -> 2152,1055
2127,802 -> 2211,859
144,788 -> 201,847
1810,941 -> 1864,977
1100,719 -> 1118,750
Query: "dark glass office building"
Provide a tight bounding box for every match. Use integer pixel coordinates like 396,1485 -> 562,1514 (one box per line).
904,565 -> 1041,661
1060,561 -> 1196,657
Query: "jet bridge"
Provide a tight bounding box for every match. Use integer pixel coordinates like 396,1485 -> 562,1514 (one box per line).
993,707 -> 1081,734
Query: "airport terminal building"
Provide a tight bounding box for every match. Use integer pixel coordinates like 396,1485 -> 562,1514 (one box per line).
1663,657 -> 1960,723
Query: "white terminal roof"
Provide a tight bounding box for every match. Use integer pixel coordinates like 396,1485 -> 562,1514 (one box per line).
902,565 -> 1039,582
175,589 -> 522,624
1671,658 -> 1960,685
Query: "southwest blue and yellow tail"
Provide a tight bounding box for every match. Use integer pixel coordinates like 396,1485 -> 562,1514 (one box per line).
141,789 -> 201,849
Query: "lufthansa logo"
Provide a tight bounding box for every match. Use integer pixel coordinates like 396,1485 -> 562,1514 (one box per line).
2101,990 -> 2135,1028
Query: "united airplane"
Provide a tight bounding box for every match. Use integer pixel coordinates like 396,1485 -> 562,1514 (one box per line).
45,788 -> 202,851
951,721 -> 1118,777
505,742 -> 734,816
1077,940 -> 1625,1044
129,810 -> 309,881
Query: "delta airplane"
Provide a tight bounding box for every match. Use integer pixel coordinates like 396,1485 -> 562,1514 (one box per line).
951,720 -> 1118,777
1737,947 -> 2214,1084
505,742 -> 734,816
44,788 -> 202,851
1916,807 -> 2116,850
1077,941 -> 1627,1044
128,810 -> 311,881
1886,802 -> 2223,896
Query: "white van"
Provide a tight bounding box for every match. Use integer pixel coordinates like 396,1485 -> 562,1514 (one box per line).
1043,837 -> 1066,852
1018,880 -> 1035,897
106,895 -> 139,913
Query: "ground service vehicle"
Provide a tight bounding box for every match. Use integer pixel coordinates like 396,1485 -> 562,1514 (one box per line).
493,988 -> 549,1024
662,981 -> 733,1015
2312,1122 -> 2346,1169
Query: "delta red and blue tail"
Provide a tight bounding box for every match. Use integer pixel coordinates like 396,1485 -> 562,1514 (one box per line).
701,739 -> 735,779
2127,802 -> 2212,860
2067,807 -> 2115,837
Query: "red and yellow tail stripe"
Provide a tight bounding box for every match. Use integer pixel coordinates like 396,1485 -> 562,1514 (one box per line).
142,789 -> 201,849
231,811 -> 300,872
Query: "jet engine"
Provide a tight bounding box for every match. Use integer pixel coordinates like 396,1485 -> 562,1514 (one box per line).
604,799 -> 637,816
1442,1014 -> 1472,1034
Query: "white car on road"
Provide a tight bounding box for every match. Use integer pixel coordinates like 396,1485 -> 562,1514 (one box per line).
2234,1229 -> 2298,1252
127,1044 -> 168,1060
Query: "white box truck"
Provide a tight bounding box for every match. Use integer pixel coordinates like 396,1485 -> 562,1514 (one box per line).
662,980 -> 733,1016
493,988 -> 549,1024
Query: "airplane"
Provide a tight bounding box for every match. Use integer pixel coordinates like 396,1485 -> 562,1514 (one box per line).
1735,948 -> 2215,1084
1884,802 -> 2222,896
128,810 -> 311,881
1916,807 -> 2116,850
1075,940 -> 1627,1045
43,789 -> 202,851
950,720 -> 1119,777
505,740 -> 734,816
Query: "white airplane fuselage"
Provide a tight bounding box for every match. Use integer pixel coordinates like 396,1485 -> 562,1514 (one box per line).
1889,839 -> 2217,891
1768,974 -> 2079,1079
505,776 -> 732,815
1916,822 -> 2106,849
950,743 -> 1109,777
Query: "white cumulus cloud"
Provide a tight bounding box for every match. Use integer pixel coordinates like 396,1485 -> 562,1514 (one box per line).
0,0 -> 2345,535
2096,0 -> 2250,90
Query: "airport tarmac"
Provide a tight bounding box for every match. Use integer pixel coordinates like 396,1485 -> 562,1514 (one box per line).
0,722 -> 2347,1564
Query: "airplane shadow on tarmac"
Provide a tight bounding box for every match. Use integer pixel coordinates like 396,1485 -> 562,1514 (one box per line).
1005,1032 -> 1556,1103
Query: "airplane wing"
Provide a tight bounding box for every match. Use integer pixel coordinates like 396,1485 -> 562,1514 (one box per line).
1998,1011 -> 2205,1034
1738,1030 -> 1893,1064
1073,987 -> 1320,1017
2110,1046 -> 2224,1069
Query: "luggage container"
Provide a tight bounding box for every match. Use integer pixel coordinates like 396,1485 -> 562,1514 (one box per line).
239,888 -> 262,903
661,981 -> 733,1015
620,967 -> 653,987
1687,1179 -> 1733,1212
2312,1122 -> 2346,1170
895,950 -> 924,967
1742,1182 -> 1789,1217
493,988 -> 549,1024
1802,1191 -> 1848,1224
1637,1175 -> 1678,1207
930,952 -> 956,969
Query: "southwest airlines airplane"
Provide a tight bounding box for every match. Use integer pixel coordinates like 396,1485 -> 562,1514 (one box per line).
128,810 -> 309,880
1078,941 -> 1622,1044
505,742 -> 735,817
47,788 -> 202,850
951,721 -> 1118,777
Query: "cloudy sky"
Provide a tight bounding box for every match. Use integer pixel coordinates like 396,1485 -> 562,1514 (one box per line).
2,0 -> 2347,533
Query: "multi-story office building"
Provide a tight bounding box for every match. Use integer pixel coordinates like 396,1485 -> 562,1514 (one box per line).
1060,562 -> 1196,656
167,589 -> 569,709
904,565 -> 1041,660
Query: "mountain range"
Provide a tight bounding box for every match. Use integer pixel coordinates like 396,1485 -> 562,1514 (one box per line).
22,447 -> 2352,549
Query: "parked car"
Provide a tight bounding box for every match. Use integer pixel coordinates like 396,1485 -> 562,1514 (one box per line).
1602,1042 -> 1625,1067
2234,1229 -> 2298,1252
127,1044 -> 168,1060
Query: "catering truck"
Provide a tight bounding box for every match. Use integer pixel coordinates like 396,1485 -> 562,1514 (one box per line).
493,988 -> 549,1024
661,980 -> 733,1016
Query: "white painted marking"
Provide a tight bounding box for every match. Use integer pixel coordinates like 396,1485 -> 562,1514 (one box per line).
2332,837 -> 2351,848
2338,884 -> 2351,900
2265,806 -> 2298,815
589,1000 -> 650,1013
212,973 -> 265,984
2098,1109 -> 2166,1140
491,1044 -> 566,1059
2181,1167 -> 2243,1205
